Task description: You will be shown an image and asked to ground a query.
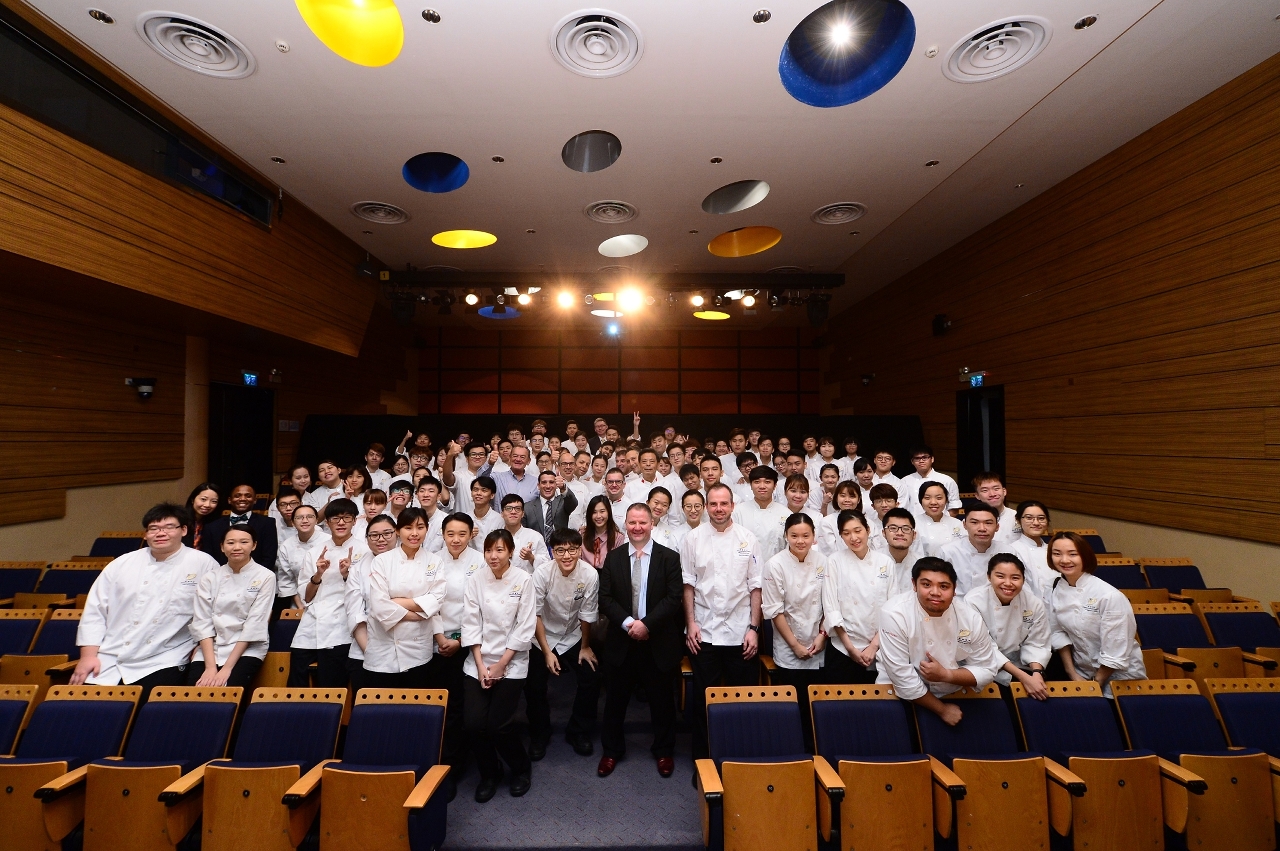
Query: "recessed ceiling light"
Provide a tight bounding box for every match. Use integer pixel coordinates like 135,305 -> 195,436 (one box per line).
492,156 -> 505,163
1074,15 -> 1097,29
780,0 -> 915,107
925,45 -> 938,57
422,9 -> 441,23
361,230 -> 372,235
517,293 -> 532,306
618,289 -> 643,311
689,230 -> 699,234
403,151 -> 469,193
848,231 -> 860,236
296,0 -> 404,67
703,180 -> 770,214
557,291 -> 575,308
694,310 -> 730,321
925,160 -> 939,167
709,157 -> 723,164
708,226 -> 782,258
741,294 -> 757,308
275,40 -> 290,53
464,292 -> 479,305
432,230 -> 496,249
562,130 -> 622,173
591,309 -> 624,318
753,10 -> 771,23
88,9 -> 115,24
270,156 -> 286,164
1015,183 -> 1025,188
598,234 -> 648,257
691,294 -> 705,307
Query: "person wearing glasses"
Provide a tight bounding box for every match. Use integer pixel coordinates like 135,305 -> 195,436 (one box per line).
72,503 -> 219,702
899,446 -> 962,517
443,440 -> 491,515
345,514 -> 399,696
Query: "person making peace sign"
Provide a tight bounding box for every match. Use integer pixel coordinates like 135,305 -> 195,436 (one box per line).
289,498 -> 368,687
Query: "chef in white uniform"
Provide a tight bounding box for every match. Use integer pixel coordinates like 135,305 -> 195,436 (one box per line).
964,552 -> 1051,699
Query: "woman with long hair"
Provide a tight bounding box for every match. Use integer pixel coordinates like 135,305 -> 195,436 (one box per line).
580,494 -> 623,569
182,482 -> 223,550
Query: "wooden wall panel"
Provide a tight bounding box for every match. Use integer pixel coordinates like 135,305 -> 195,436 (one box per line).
825,52 -> 1280,544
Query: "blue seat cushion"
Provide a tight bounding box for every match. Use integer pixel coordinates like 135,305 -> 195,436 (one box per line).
37,570 -> 101,597
31,621 -> 80,656
1117,694 -> 1227,762
812,699 -> 915,762
1214,693 -> 1280,757
0,619 -> 41,655
233,702 -> 342,772
1094,566 -> 1148,590
0,568 -> 42,598
124,701 -> 236,767
708,702 -> 805,763
1017,695 -> 1126,766
17,700 -> 135,764
0,698 -> 28,754
343,704 -> 444,775
916,699 -> 1019,766
1204,613 -> 1280,654
268,619 -> 300,652
1145,565 -> 1206,593
1135,614 -> 1209,652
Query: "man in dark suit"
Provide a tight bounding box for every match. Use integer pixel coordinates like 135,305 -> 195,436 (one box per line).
199,483 -> 278,571
596,501 -> 684,778
523,470 -> 578,552
587,416 -> 610,454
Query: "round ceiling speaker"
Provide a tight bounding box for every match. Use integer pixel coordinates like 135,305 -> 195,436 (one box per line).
137,13 -> 255,78
551,10 -> 643,78
584,200 -> 638,224
350,202 -> 410,224
943,18 -> 1051,83
811,202 -> 867,224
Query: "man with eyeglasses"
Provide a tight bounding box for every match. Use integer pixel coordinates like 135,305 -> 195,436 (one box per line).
442,440 -> 490,516
72,503 -> 219,702
899,446 -> 962,518
344,514 -> 399,697
873,508 -> 924,596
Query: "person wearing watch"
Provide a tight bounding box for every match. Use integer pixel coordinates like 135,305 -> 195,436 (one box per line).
964,553 -> 1052,701
289,498 -> 367,688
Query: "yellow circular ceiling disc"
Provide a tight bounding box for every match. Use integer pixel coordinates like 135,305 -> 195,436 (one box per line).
707,226 -> 782,257
432,230 -> 497,249
694,310 -> 731,320
591,292 -> 616,302
295,0 -> 404,67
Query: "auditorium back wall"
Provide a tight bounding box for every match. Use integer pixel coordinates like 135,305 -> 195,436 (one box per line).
825,51 -> 1280,546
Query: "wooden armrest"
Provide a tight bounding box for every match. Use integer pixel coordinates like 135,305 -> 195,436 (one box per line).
1234,596 -> 1259,603
44,660 -> 78,675
159,764 -> 207,803
813,755 -> 845,797
759,654 -> 777,672
34,765 -> 88,801
813,755 -> 844,844
403,765 -> 449,810
695,758 -> 723,800
282,759 -> 338,807
0,597 -> 12,607
1044,758 -> 1087,796
1159,758 -> 1207,794
47,599 -> 78,609
1243,652 -> 1278,671
1162,652 -> 1197,672
681,658 -> 693,677
1169,594 -> 1192,603
929,756 -> 966,799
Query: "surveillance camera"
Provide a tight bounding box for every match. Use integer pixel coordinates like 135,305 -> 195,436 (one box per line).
861,374 -> 875,386
126,377 -> 156,399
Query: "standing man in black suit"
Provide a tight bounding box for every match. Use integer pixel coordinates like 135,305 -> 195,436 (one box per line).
199,483 -> 278,573
587,417 -> 610,454
523,471 -> 579,557
596,502 -> 684,778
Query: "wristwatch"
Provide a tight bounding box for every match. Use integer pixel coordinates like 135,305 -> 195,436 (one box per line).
747,624 -> 760,633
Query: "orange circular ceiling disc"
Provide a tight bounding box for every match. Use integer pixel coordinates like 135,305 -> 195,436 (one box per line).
707,226 -> 782,257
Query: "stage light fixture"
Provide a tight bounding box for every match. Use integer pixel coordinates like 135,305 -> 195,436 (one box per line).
517,293 -> 532,306
690,294 -> 705,307
618,289 -> 643,311
464,291 -> 479,306
557,291 -> 575,308
741,294 -> 757,308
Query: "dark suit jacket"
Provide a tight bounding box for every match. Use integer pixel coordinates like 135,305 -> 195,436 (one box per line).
588,435 -> 605,454
598,540 -> 684,671
199,513 -> 279,571
522,489 -> 578,536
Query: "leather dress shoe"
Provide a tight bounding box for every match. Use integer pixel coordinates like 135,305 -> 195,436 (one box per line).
509,772 -> 531,797
569,735 -> 594,756
657,757 -> 675,777
597,756 -> 618,777
529,739 -> 548,761
474,778 -> 499,803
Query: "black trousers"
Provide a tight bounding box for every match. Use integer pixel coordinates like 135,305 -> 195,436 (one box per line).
427,651 -> 468,772
768,666 -> 821,753
362,662 -> 431,689
347,656 -> 367,697
128,665 -> 188,704
463,676 -> 529,782
823,643 -> 877,685
271,595 -> 295,621
524,640 -> 600,743
287,646 -> 351,688
689,643 -> 759,759
185,657 -> 264,690
602,641 -> 677,760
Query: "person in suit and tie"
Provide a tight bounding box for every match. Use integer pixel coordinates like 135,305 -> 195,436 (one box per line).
199,483 -> 278,573
523,470 -> 579,556
596,502 -> 684,778
587,417 -> 610,454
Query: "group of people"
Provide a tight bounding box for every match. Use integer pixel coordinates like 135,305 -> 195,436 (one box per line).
70,416 -> 1145,803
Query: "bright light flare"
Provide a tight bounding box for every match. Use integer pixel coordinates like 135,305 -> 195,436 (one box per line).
517,293 -> 532,306
741,294 -> 757,308
690,294 -> 705,307
618,288 -> 644,311
829,21 -> 853,47
464,292 -> 479,306
557,291 -> 575,308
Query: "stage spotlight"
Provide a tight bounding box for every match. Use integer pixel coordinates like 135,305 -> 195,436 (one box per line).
690,294 -> 705,307
496,294 -> 506,305
464,292 -> 479,306
557,291 -> 575,308
741,294 -> 756,308
618,289 -> 643,311
517,293 -> 532,306
606,323 -> 620,336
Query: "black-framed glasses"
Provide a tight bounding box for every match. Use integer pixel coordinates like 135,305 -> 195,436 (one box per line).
368,530 -> 396,540
552,546 -> 581,556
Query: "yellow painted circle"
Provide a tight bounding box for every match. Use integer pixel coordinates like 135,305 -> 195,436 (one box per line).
296,0 -> 404,67
591,292 -> 616,302
693,310 -> 731,320
707,226 -> 782,258
432,230 -> 497,249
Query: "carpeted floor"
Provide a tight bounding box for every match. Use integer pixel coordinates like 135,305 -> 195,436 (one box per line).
443,670 -> 702,850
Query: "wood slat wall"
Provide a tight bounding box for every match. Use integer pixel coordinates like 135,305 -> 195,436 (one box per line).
825,51 -> 1280,545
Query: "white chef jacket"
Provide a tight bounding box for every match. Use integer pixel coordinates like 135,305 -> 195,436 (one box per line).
650,524 -> 679,551
565,478 -> 590,530
305,485 -> 343,511
875,594 -> 1003,700
884,543 -> 927,592
189,560 -> 275,666
78,545 -> 218,684
293,537 -> 368,650
449,467 -> 478,516
422,508 -> 448,554
367,467 -> 392,493
680,522 -> 763,647
624,475 -> 665,507
276,531 -> 330,599
938,538 -> 1018,596
345,550 -> 376,662
533,559 -> 599,654
507,525 -> 548,569
816,512 -> 846,557
822,547 -> 901,651
900,471 -> 962,514
607,496 -> 629,531
964,584 -> 1051,684
731,500 -> 791,564
836,455 -> 861,482
429,548 -> 487,639
992,505 -> 1020,544
762,549 -> 827,670
730,480 -> 755,508
1007,536 -> 1056,601
461,564 -> 538,680
1048,572 -> 1146,691
467,508 -> 504,551
914,515 -> 966,557
364,545 -> 447,673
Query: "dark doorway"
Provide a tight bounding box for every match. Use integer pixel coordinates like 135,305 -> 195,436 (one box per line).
209,382 -> 275,494
956,384 -> 1005,489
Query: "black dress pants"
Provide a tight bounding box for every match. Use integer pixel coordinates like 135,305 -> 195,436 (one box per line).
426,651 -> 469,772
524,640 -> 600,744
822,643 -> 878,685
602,640 -> 677,760
463,676 -> 530,782
185,657 -> 264,691
287,646 -> 351,688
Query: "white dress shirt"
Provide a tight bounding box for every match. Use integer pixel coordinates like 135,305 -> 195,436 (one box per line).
364,546 -> 447,673
189,560 -> 275,666
900,470 -> 962,514
875,594 -> 1003,700
731,500 -> 792,565
680,522 -> 763,646
276,531 -> 330,599
466,508 -> 504,551
914,515 -> 965,557
461,564 -> 538,680
938,538 -> 1020,596
964,584 -> 1051,685
762,549 -> 827,670
821,547 -> 902,651
533,559 -> 599,654
293,537 -> 368,650
1048,573 -> 1146,691
622,540 -> 652,627
78,545 -> 218,684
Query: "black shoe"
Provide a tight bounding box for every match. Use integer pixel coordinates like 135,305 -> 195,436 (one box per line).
568,735 -> 594,756
445,775 -> 457,803
509,772 -> 531,797
529,739 -> 548,761
474,778 -> 499,803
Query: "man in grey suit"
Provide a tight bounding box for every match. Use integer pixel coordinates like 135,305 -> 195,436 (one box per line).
523,470 -> 579,552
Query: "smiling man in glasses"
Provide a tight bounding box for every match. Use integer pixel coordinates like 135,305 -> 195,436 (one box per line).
72,502 -> 219,702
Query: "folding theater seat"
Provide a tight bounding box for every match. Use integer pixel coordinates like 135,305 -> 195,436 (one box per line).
1113,679 -> 1276,851
162,686 -> 346,851
0,562 -> 47,607
913,684 -> 1086,851
36,686 -> 241,850
1200,602 -> 1280,666
1132,602 -> 1275,687
1204,678 -> 1280,759
1094,558 -> 1149,591
283,689 -> 451,851
1139,558 -> 1207,593
0,609 -> 82,705
0,609 -> 46,656
694,685 -> 842,851
88,531 -> 145,558
809,683 -> 964,850
0,684 -> 38,754
1053,529 -> 1110,556
253,609 -> 302,689
35,562 -> 103,602
0,684 -> 140,851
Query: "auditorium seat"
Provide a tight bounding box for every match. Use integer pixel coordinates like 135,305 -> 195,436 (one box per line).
0,562 -> 46,607
0,684 -> 37,754
1121,587 -> 1170,605
809,684 -> 961,849
1179,587 -> 1257,605
1139,558 -> 1207,593
1093,558 -> 1148,590
87,532 -> 144,558
1113,680 -> 1274,850
284,689 -> 451,851
0,609 -> 83,706
35,562 -> 103,600
1012,680 -> 1164,848
1047,529 -> 1110,555
1200,602 -> 1280,664
913,684 -> 1084,850
166,686 -> 346,851
37,686 -> 242,850
0,684 -> 141,850
1204,678 -> 1280,759
253,608 -> 302,689
695,685 -> 839,851
1133,602 -> 1276,686
0,609 -> 46,655
1141,647 -> 1196,679
255,493 -> 271,511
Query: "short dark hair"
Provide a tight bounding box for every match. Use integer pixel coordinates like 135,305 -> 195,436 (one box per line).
912,556 -> 957,584
538,470 -> 557,481
143,502 -> 190,529
389,480 -> 414,494
784,513 -> 816,533
292,504 -> 319,519
549,527 -> 583,548
836,509 -> 869,533
699,456 -> 722,470
679,463 -> 701,480
784,474 -> 810,493
485,529 -> 516,552
748,466 -> 778,483
918,480 -> 949,502
472,475 -> 497,494
1015,500 -> 1050,524
853,457 -> 873,474
443,512 -> 474,532
736,452 -> 757,470
647,486 -> 672,504
682,489 -> 705,506
882,507 -> 915,528
323,498 -> 359,519
705,482 -> 734,500
1049,531 -> 1098,573
639,447 -> 659,461
395,507 -> 429,529
500,493 -> 525,508
910,446 -> 934,459
222,523 -> 257,544
988,553 -> 1025,576
964,503 -> 998,522
869,484 -> 899,503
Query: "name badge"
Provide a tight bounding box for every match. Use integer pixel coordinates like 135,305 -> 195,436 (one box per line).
509,582 -> 523,599
1021,609 -> 1035,624
180,573 -> 198,587
957,628 -> 973,645
1083,597 -> 1100,614
247,579 -> 263,594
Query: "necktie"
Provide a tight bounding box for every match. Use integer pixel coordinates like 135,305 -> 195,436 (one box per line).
543,500 -> 555,545
230,513 -> 250,525
631,549 -> 644,619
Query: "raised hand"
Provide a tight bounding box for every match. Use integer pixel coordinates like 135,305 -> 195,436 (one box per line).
338,547 -> 353,579
314,546 -> 330,577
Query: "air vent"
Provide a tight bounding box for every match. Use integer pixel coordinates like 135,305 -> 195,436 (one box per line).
137,14 -> 255,78
943,18 -> 1051,83
811,202 -> 867,225
596,265 -> 632,275
584,200 -> 638,224
551,10 -> 643,78
350,202 -> 410,224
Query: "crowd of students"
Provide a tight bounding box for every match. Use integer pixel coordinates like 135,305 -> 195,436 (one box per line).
70,416 -> 1145,803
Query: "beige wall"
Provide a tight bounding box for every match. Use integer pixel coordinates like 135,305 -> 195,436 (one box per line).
1054,509 -> 1280,603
